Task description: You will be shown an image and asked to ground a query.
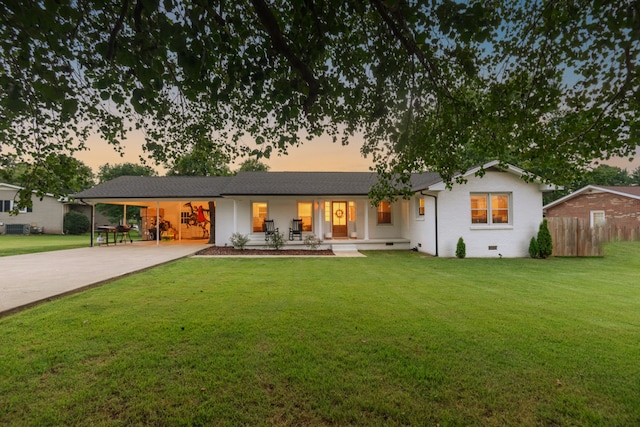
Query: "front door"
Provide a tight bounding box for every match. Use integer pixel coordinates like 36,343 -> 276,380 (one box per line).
332,201 -> 348,238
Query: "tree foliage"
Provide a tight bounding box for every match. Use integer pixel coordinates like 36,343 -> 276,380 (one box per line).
0,156 -> 94,208
95,162 -> 156,223
237,158 -> 270,172
97,162 -> 157,183
1,1 -> 638,206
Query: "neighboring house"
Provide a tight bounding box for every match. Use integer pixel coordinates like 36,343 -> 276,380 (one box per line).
0,183 -> 68,234
73,161 -> 554,257
544,185 -> 640,229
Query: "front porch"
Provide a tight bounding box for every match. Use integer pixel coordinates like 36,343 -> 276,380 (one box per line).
242,237 -> 411,251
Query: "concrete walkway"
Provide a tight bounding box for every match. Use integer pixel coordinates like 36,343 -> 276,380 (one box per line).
0,243 -> 207,316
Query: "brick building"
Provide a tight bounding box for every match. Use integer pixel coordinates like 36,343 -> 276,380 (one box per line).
544,185 -> 640,229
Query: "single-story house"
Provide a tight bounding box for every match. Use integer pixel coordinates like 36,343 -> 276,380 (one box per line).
0,183 -> 67,234
544,185 -> 640,229
72,160 -> 554,257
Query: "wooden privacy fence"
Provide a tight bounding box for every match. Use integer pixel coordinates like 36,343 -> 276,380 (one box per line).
547,217 -> 639,257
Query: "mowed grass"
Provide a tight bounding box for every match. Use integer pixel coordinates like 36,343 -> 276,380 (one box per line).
0,234 -> 90,256
0,232 -> 144,257
1,242 -> 639,426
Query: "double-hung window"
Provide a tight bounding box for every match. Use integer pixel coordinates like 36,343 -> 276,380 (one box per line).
470,193 -> 511,225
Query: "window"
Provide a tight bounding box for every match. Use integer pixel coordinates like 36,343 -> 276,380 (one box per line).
590,210 -> 605,228
470,193 -> 510,225
252,202 -> 268,232
349,201 -> 355,222
324,201 -> 331,221
417,198 -> 425,217
377,201 -> 391,224
0,200 -> 28,213
297,202 -> 313,231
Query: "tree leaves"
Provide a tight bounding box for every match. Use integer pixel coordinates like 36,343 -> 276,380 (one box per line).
1,0 -> 638,207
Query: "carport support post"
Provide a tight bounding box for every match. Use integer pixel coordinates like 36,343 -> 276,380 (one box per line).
90,203 -> 95,247
156,201 -> 160,246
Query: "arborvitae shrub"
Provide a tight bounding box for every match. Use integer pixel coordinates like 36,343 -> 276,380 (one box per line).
455,237 -> 466,259
63,211 -> 90,235
528,236 -> 539,258
537,219 -> 553,258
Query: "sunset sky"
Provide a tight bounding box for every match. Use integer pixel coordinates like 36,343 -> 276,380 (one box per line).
75,132 -> 640,176
75,132 -> 374,175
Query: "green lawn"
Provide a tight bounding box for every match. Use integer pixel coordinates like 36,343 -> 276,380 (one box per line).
1,242 -> 639,426
0,232 -> 142,257
0,234 -> 90,256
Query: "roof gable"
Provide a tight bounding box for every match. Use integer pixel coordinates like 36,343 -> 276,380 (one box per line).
544,185 -> 640,210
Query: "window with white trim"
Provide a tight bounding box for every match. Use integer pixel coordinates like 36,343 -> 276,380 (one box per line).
0,200 -> 31,213
417,197 -> 425,217
470,193 -> 511,225
297,202 -> 313,231
590,210 -> 605,228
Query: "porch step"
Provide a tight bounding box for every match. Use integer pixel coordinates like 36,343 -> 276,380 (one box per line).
331,244 -> 358,253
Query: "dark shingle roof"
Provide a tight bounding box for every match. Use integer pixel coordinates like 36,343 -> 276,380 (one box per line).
597,186 -> 640,198
72,176 -> 233,199
72,172 -> 447,200
222,172 -> 377,195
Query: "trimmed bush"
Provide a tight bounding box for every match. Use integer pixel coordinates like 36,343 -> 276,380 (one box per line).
63,211 -> 90,235
267,232 -> 286,250
537,219 -> 553,258
229,232 -> 250,250
303,234 -> 322,250
528,236 -> 539,258
455,237 -> 466,259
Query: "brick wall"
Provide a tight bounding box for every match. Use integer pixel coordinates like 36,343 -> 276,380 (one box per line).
546,193 -> 640,228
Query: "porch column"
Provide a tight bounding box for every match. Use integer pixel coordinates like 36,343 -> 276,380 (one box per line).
123,204 -> 127,225
316,200 -> 322,238
233,200 -> 237,232
155,201 -> 160,246
364,202 -> 370,240
178,202 -> 182,241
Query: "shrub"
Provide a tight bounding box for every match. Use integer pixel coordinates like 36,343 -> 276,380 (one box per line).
267,232 -> 286,250
455,237 -> 466,259
229,232 -> 250,250
303,234 -> 322,250
537,219 -> 553,258
528,236 -> 539,258
63,211 -> 90,235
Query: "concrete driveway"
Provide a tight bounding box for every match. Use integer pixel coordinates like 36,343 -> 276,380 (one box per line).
0,243 -> 208,316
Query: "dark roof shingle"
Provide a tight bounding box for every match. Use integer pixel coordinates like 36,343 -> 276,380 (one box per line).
72,171 -> 447,200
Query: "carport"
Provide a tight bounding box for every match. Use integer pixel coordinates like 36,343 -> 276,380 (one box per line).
72,176 -> 232,246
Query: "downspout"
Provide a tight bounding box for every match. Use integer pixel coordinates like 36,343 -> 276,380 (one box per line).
421,192 -> 438,257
